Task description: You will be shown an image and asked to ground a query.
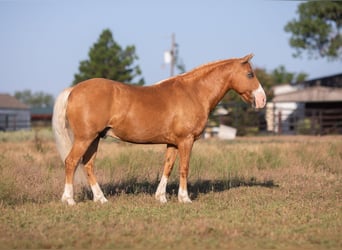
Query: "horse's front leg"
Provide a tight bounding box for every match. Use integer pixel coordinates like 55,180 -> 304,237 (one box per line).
155,144 -> 178,203
177,137 -> 194,203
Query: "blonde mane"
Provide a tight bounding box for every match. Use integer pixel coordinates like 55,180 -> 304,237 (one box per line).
154,58 -> 233,85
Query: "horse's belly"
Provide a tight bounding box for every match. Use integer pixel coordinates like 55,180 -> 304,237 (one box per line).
105,125 -> 171,144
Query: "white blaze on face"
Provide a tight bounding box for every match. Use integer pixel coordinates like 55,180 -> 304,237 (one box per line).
252,84 -> 266,108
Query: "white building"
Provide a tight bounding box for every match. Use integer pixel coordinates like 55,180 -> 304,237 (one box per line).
266,84 -> 302,134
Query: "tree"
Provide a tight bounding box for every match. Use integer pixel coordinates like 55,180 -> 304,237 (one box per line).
284,1 -> 342,60
271,65 -> 308,85
72,29 -> 144,85
14,90 -> 54,107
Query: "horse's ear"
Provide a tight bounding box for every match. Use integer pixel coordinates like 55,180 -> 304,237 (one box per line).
241,54 -> 254,64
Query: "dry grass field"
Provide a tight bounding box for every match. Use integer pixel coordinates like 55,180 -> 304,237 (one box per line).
0,129 -> 341,249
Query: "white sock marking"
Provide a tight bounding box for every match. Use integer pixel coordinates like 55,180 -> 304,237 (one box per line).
61,183 -> 76,205
178,187 -> 192,203
91,183 -> 108,204
155,175 -> 168,203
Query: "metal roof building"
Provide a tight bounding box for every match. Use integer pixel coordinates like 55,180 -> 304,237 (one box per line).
267,73 -> 342,135
273,86 -> 342,103
0,94 -> 31,131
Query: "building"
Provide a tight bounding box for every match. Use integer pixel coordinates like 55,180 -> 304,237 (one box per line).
266,73 -> 342,135
0,94 -> 31,131
30,106 -> 53,127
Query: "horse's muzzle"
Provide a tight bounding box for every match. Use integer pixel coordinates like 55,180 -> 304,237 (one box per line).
252,85 -> 266,109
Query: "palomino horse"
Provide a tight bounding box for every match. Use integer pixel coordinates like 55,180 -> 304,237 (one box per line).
52,54 -> 266,205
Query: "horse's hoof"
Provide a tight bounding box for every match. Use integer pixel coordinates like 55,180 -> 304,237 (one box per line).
178,196 -> 192,203
156,194 -> 168,204
61,197 -> 76,206
94,196 -> 108,204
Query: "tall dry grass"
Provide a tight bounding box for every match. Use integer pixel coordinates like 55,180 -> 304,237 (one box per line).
0,129 -> 62,205
1,129 -> 341,205
0,130 -> 341,249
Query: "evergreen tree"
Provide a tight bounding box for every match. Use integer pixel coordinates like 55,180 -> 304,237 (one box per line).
72,29 -> 144,85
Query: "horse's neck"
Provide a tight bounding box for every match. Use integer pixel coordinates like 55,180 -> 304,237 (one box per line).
182,61 -> 234,112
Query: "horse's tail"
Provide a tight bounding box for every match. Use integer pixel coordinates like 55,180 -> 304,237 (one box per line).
52,87 -> 88,185
52,87 -> 73,162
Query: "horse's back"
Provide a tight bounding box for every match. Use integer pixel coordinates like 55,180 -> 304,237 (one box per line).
65,77 -> 207,144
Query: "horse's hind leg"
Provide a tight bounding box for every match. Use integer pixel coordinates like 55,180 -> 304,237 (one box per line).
155,144 -> 178,203
82,137 -> 107,204
62,138 -> 94,205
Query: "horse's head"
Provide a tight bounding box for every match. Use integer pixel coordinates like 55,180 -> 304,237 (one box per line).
230,54 -> 266,109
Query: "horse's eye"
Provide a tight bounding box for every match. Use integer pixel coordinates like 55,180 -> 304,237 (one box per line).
247,72 -> 254,79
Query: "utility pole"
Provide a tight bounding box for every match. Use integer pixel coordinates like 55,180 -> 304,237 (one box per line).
164,33 -> 185,77
170,33 -> 176,77
164,33 -> 176,77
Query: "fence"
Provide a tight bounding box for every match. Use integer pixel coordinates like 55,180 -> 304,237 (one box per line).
268,107 -> 342,135
0,113 -> 30,131
208,102 -> 342,136
2,106 -> 341,136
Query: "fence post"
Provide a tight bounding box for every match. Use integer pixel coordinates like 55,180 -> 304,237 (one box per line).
14,115 -> 17,131
272,103 -> 276,135
319,109 -> 322,135
278,111 -> 282,135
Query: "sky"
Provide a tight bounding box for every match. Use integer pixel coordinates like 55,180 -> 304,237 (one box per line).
1,0 -> 341,98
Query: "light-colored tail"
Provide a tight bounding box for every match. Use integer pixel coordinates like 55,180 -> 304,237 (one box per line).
52,87 -> 87,185
52,87 -> 73,162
